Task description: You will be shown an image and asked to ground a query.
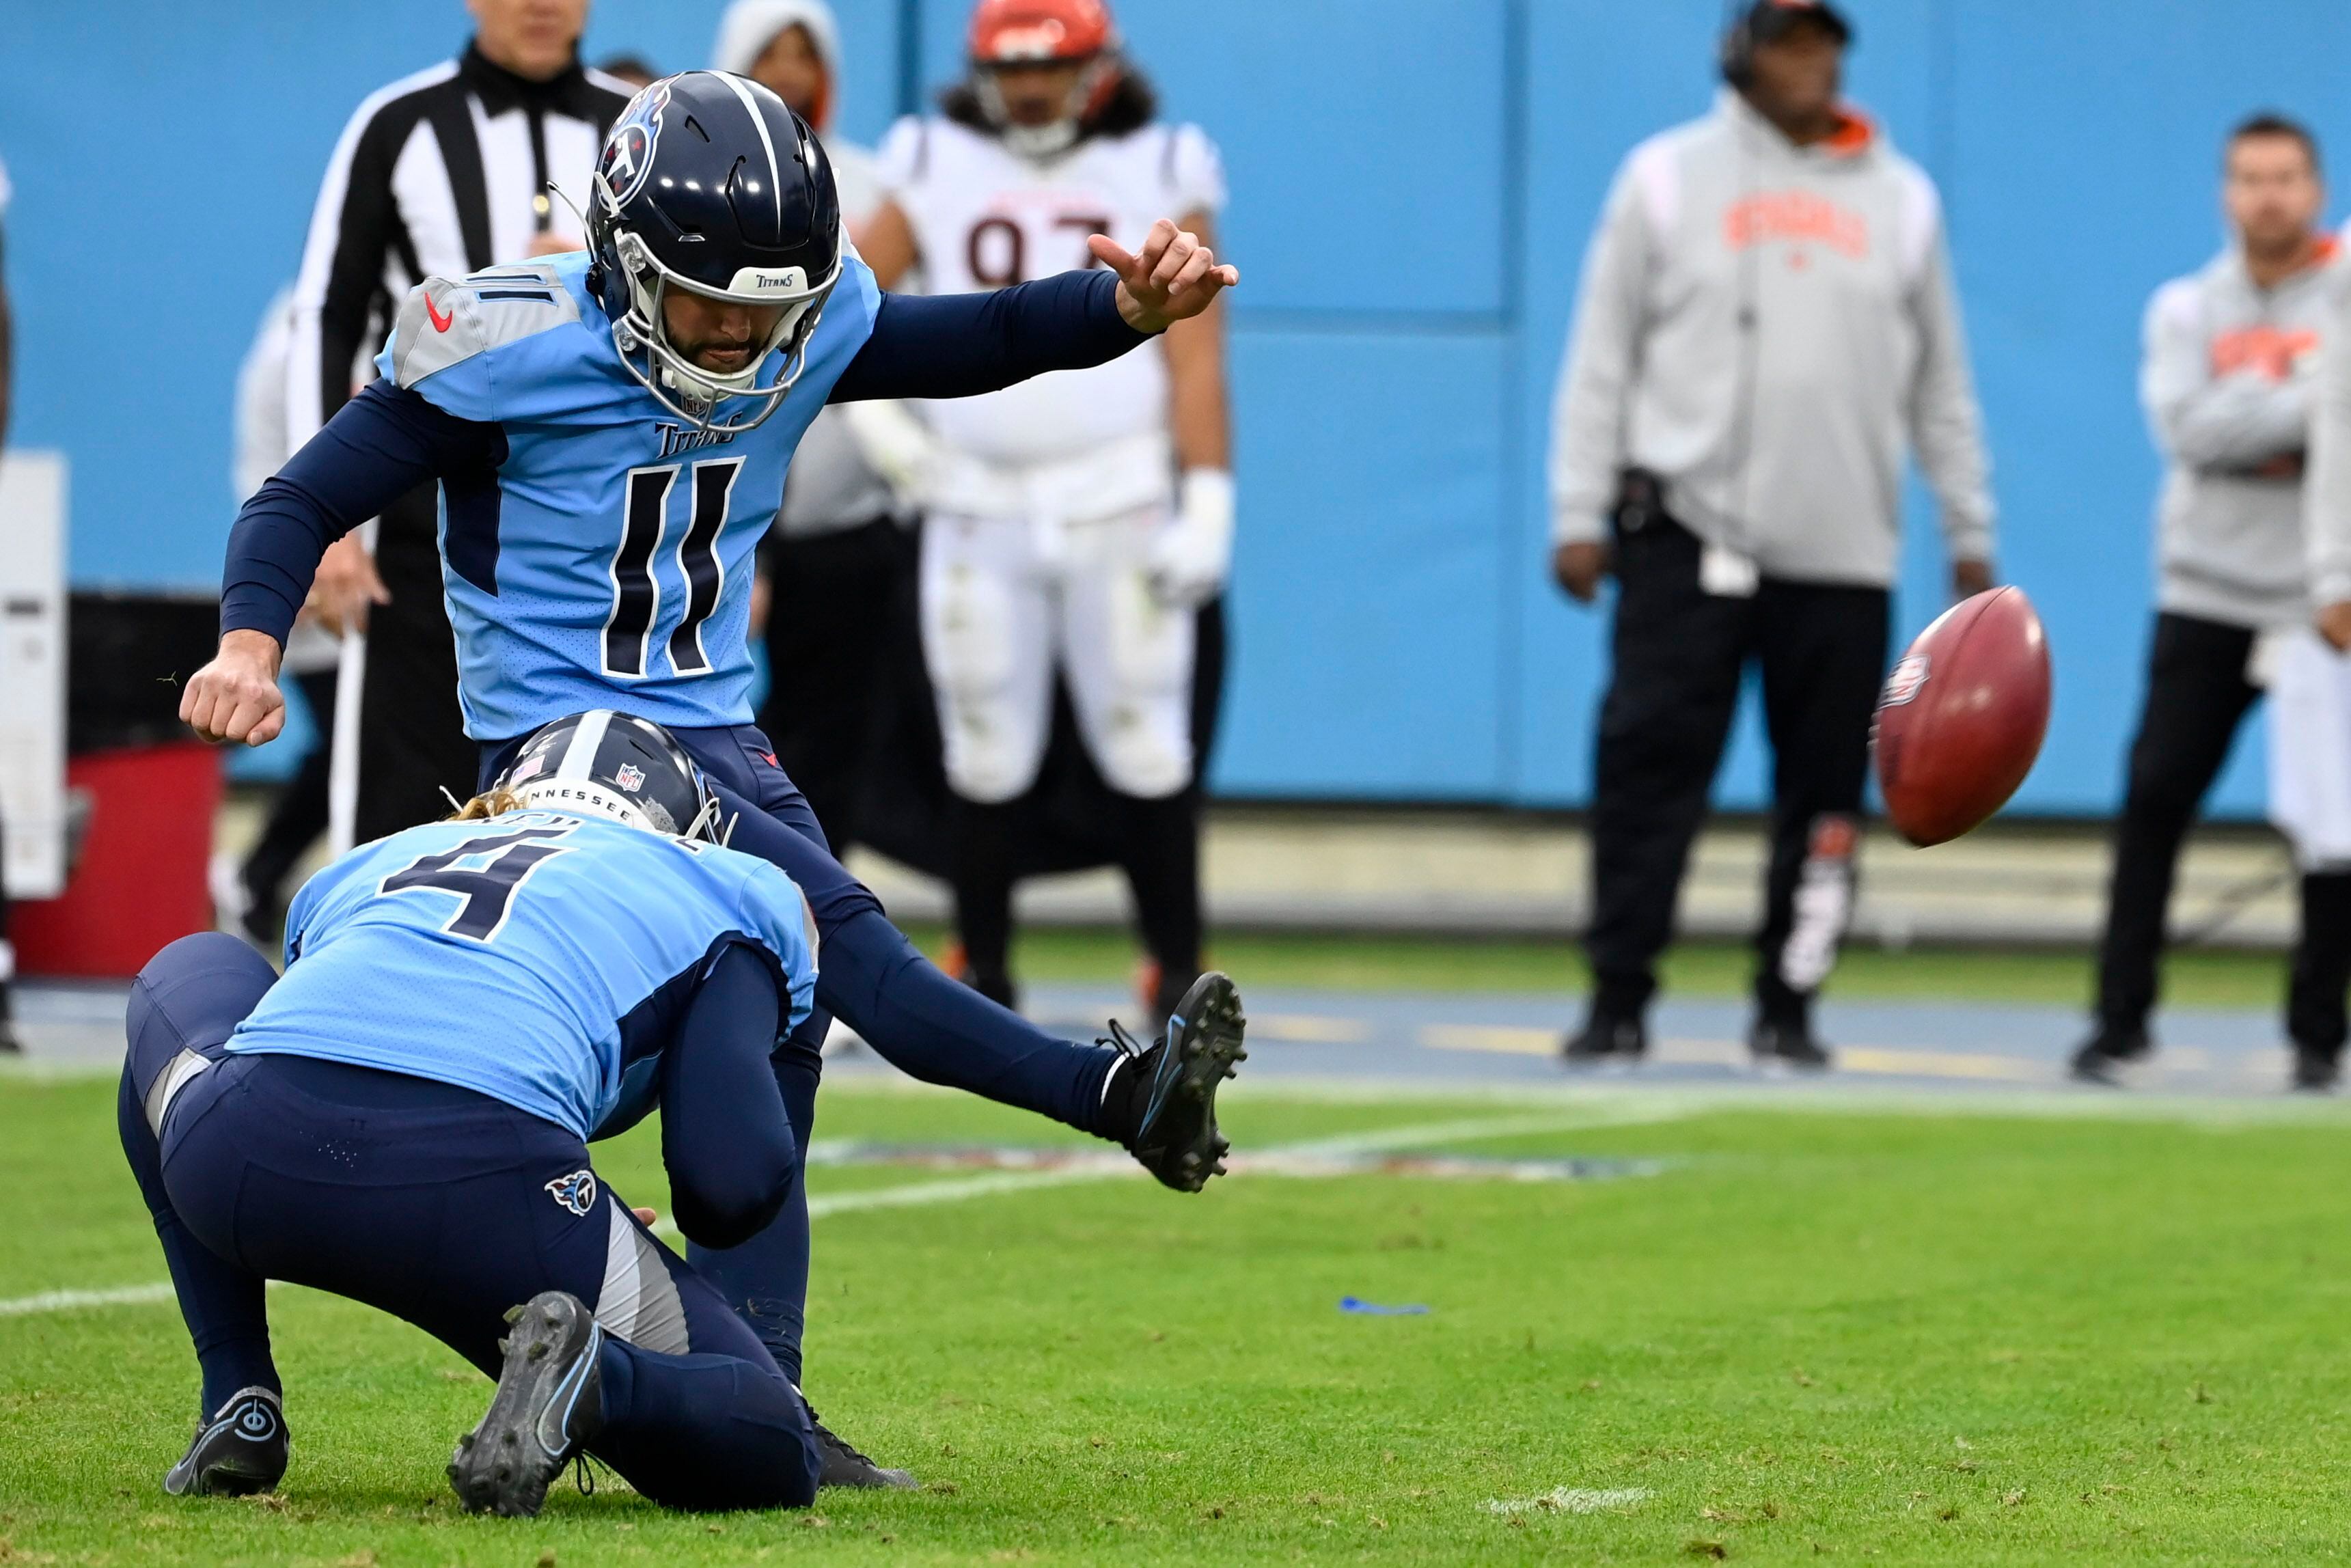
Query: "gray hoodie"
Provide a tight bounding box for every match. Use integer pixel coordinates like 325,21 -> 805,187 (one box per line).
1549,92 -> 1993,586
2143,241 -> 2338,629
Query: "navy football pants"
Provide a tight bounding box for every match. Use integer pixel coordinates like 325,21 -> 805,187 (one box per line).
479,723 -> 1122,1377
121,933 -> 821,1511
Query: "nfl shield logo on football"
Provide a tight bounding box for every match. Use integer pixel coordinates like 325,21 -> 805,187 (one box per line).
1880,654 -> 1931,708
614,764 -> 646,793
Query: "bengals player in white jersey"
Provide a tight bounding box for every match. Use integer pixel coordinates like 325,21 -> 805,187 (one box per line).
858,0 -> 1231,1023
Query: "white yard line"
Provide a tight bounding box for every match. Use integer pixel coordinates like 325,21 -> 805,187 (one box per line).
0,1282 -> 179,1317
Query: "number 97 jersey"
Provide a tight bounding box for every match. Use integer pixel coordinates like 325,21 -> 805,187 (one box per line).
877,115 -> 1225,466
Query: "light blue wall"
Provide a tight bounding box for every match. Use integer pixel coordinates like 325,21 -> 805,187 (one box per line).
3,1 -> 2345,814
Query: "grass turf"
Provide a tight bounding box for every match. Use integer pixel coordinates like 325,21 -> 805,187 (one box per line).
905,924 -> 2291,1011
6,1072 -> 2351,1563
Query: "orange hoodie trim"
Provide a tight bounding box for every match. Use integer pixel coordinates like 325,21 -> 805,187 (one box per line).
1822,104 -> 1875,158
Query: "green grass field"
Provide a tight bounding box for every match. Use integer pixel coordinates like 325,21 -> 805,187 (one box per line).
918,924 -> 2292,1010
9,1063 -> 2351,1564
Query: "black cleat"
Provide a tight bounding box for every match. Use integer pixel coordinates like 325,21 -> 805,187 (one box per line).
163,1386 -> 286,1497
448,1292 -> 605,1518
2292,1048 -> 2341,1094
2067,1028 -> 2149,1087
1111,971 -> 1247,1193
1750,1019 -> 1833,1073
808,1407 -> 917,1489
1562,1016 -> 1646,1067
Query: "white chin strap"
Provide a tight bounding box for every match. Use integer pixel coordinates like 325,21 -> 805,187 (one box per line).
1002,118 -> 1081,159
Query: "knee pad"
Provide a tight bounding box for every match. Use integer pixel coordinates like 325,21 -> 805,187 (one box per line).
1084,572 -> 1194,798
126,933 -> 279,1138
923,560 -> 1045,803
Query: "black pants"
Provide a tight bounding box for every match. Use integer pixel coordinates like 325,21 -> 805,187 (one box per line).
238,669 -> 339,916
120,933 -> 821,1511
756,517 -> 905,855
2093,611 -> 2351,1054
951,786 -> 1203,1007
357,487 -> 478,844
1586,514 -> 1887,1023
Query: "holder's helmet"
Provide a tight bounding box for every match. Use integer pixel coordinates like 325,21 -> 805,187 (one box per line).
587,72 -> 842,432
495,711 -> 722,842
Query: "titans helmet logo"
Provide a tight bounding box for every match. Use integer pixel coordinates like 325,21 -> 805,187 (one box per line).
599,81 -> 670,209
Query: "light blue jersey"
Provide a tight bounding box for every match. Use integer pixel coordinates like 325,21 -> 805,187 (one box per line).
373,249 -> 881,741
226,811 -> 819,1140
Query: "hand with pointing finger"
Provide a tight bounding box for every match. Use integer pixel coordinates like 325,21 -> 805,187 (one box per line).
1092,218 -> 1238,334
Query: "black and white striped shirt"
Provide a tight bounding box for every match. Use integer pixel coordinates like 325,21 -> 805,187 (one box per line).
286,44 -> 631,450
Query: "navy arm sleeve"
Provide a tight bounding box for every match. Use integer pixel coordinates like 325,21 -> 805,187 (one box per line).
218,380 -> 504,645
826,267 -> 1153,404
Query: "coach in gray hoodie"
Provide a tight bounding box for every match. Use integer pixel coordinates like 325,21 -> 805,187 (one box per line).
1548,0 -> 1994,1070
2078,115 -> 2345,1090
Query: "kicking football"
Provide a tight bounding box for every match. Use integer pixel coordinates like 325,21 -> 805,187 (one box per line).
1874,586 -> 2054,847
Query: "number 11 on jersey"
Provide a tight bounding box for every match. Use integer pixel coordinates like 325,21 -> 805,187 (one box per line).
603,456 -> 745,680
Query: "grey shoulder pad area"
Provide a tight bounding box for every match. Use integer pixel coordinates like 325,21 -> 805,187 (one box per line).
387,270 -> 584,389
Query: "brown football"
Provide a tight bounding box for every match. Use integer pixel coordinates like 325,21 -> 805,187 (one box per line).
1873,586 -> 2052,847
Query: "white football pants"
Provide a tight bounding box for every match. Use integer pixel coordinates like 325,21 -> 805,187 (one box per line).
920,504 -> 1195,804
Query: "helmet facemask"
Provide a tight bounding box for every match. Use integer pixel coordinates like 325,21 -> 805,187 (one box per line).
973,55 -> 1116,160
602,225 -> 838,435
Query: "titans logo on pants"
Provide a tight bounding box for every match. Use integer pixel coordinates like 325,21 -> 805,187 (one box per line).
545,1168 -> 599,1216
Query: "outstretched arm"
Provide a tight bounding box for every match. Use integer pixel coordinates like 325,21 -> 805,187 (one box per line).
182,381 -> 501,745
829,217 -> 1237,404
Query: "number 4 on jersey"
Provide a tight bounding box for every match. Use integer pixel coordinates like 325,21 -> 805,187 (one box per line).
378,824 -> 579,941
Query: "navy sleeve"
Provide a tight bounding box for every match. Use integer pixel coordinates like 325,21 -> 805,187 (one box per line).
219,379 -> 504,644
826,267 -> 1153,404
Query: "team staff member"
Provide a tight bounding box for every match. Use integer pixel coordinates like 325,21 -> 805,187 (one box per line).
859,0 -> 1233,1021
2078,118 -> 2346,1089
717,0 -> 910,854
289,0 -> 633,842
1548,0 -> 1994,1070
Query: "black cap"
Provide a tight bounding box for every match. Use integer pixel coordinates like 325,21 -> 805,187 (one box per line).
1742,0 -> 1853,46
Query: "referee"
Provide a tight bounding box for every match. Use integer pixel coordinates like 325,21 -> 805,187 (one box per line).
286,0 -> 631,841
1548,0 -> 1994,1071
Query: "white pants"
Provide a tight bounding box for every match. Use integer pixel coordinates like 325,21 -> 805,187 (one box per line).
2270,627 -> 2351,872
920,503 -> 1195,803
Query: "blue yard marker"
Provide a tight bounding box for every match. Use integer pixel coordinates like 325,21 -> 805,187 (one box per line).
1339,1296 -> 1431,1316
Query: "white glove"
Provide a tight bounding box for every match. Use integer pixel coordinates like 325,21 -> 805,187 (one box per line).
840,400 -> 941,509
1147,469 -> 1235,608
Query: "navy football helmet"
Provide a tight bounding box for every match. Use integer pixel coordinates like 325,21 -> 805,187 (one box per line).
586,72 -> 843,431
495,711 -> 723,842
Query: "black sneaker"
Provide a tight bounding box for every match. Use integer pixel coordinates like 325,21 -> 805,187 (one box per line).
808,1406 -> 916,1489
1750,1019 -> 1833,1073
1562,1015 -> 1646,1067
2068,1028 -> 2149,1087
1105,971 -> 1247,1193
2292,1048 -> 2341,1094
449,1292 -> 605,1518
163,1386 -> 286,1497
